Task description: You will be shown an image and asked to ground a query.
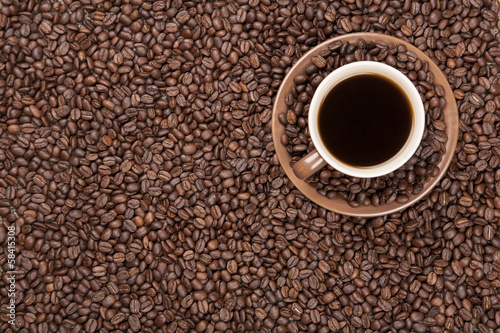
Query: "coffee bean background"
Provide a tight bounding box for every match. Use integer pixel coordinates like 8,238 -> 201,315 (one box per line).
0,0 -> 500,333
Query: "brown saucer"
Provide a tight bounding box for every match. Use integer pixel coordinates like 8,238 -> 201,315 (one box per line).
272,33 -> 459,217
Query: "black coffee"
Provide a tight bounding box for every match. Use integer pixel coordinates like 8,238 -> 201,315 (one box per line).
317,74 -> 413,167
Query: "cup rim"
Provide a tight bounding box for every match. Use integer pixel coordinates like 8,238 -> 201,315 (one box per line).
308,61 -> 426,178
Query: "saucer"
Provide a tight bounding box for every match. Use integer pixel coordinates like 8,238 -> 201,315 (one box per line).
272,33 -> 459,217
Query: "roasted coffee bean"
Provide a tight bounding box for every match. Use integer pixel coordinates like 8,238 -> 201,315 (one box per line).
128,315 -> 141,332
111,313 -> 126,325
92,266 -> 106,277
85,319 -> 98,333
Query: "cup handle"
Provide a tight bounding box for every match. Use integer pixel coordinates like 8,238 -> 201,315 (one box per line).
292,149 -> 328,180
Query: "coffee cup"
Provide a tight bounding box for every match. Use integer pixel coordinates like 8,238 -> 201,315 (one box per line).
292,61 -> 425,180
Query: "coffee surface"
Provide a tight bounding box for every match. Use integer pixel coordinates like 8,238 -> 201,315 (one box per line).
318,74 -> 413,167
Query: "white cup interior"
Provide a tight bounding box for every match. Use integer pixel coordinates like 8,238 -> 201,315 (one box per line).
308,61 -> 425,178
